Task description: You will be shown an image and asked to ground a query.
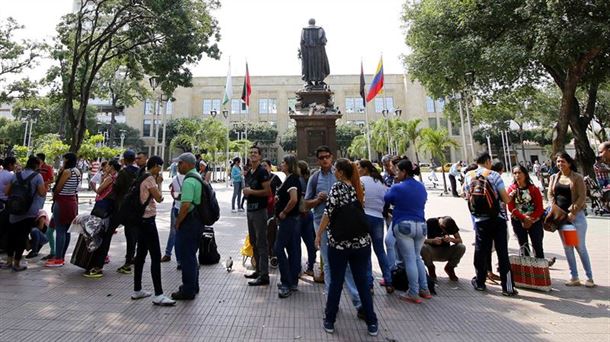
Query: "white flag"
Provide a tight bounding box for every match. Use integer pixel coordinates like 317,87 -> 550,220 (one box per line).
222,60 -> 232,105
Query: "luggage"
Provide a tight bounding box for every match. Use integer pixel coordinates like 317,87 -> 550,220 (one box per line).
509,254 -> 551,292
391,266 -> 436,295
70,234 -> 95,269
199,227 -> 220,265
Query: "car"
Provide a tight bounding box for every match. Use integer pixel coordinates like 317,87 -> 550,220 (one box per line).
435,163 -> 453,173
418,162 -> 431,172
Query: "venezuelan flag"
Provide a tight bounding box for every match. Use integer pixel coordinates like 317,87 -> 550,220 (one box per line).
366,57 -> 384,103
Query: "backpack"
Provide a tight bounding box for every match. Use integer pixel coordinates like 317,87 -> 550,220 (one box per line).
7,172 -> 39,215
467,169 -> 500,217
199,226 -> 220,265
185,173 -> 220,226
115,173 -> 152,226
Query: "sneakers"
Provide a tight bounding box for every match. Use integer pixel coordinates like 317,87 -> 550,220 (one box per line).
231,209 -> 237,213
323,320 -> 334,334
171,290 -> 195,300
117,264 -> 132,274
399,293 -> 422,304
278,287 -> 292,298
367,324 -> 379,336
584,279 -> 596,288
565,278 -> 582,286
471,277 -> 486,291
248,277 -> 270,286
131,290 -> 152,300
419,290 -> 433,299
44,259 -> 64,267
244,272 -> 259,279
502,289 -> 519,297
238,208 -> 245,212
444,265 -> 458,281
152,294 -> 176,306
25,251 -> 39,259
41,254 -> 55,261
303,268 -> 314,277
83,268 -> 104,278
160,255 -> 171,263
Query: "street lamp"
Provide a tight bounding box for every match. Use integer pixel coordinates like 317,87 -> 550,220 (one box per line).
149,76 -> 170,158
22,108 -> 40,152
222,110 -> 229,187
120,129 -> 126,149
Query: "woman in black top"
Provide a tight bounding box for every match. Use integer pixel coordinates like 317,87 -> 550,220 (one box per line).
274,155 -> 302,298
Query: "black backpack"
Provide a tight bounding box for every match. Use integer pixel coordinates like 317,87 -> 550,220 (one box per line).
185,173 -> 220,226
7,172 -> 39,215
391,266 -> 436,295
199,226 -> 220,265
115,173 -> 152,226
467,169 -> 500,218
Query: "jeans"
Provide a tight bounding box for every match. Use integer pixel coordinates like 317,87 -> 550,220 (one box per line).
325,245 -> 377,326
45,227 -> 55,256
7,218 -> 34,261
473,217 -> 515,293
366,215 -> 391,285
52,204 -> 71,260
175,213 -> 201,296
317,223 -> 362,308
299,212 -> 316,270
384,220 -> 397,270
559,211 -> 593,280
124,223 -> 138,264
449,174 -> 458,196
247,209 -> 269,277
232,182 -> 243,210
393,220 -> 428,297
164,208 -> 178,258
512,219 -> 544,258
30,228 -> 49,253
92,226 -> 114,269
134,217 -> 163,296
274,216 -> 301,288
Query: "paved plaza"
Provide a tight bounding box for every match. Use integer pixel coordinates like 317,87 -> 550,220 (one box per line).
0,180 -> 609,342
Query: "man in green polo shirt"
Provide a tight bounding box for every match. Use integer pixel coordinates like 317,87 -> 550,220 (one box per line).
172,152 -> 202,300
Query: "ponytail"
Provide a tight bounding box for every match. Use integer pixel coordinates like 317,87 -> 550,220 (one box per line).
351,162 -> 365,206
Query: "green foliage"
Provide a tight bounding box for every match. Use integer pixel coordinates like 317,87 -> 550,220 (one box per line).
97,123 -> 144,151
347,135 -> 368,159
279,127 -> 296,152
32,134 -> 69,164
11,145 -> 29,165
230,122 -> 278,144
168,118 -> 228,162
419,128 -> 459,192
337,123 -> 363,155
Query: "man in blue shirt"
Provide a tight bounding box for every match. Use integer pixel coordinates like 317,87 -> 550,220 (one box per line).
304,146 -> 364,315
463,152 -> 516,296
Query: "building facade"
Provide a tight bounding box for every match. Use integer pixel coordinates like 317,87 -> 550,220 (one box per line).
123,74 -> 471,163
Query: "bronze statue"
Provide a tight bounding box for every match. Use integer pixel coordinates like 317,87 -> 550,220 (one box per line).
299,18 -> 330,89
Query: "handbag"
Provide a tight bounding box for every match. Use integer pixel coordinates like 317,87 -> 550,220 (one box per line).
328,200 -> 370,242
543,204 -> 567,232
91,198 -> 114,219
509,245 -> 551,291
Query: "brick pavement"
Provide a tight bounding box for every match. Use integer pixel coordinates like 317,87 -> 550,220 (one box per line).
0,182 -> 608,342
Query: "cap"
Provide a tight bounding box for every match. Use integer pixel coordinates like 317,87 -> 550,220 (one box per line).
173,152 -> 196,165
123,150 -> 136,159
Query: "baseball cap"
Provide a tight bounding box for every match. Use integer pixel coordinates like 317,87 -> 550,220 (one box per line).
173,152 -> 197,164
123,150 -> 136,159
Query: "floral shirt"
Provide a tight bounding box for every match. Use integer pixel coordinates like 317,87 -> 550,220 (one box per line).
324,181 -> 371,249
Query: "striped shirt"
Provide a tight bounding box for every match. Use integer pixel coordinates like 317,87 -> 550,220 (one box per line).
58,168 -> 81,196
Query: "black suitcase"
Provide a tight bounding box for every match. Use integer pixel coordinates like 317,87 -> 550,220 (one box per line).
70,234 -> 95,269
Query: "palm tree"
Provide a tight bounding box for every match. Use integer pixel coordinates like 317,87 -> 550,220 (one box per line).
419,128 -> 459,193
347,134 -> 368,158
404,118 -> 423,163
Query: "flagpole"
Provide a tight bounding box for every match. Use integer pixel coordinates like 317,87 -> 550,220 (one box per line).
361,59 -> 372,161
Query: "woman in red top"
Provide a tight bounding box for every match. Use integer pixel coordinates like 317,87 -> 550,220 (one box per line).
507,165 -> 545,258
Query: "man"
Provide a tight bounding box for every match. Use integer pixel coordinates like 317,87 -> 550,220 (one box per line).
136,151 -> 148,175
36,153 -> 54,191
171,153 -> 202,300
463,152 -> 517,296
304,146 -> 365,317
380,155 -> 395,187
113,150 -> 141,274
243,145 -> 272,286
0,157 -> 17,252
593,157 -> 609,188
199,160 -> 211,183
599,141 -> 610,164
448,161 -> 461,197
420,216 -> 466,282
299,18 -> 330,88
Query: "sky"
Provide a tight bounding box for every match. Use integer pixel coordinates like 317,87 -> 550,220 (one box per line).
1,0 -> 410,79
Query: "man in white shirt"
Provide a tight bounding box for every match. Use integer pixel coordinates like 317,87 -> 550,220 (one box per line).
448,161 -> 462,197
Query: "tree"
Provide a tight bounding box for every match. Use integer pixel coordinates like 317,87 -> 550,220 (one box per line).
403,0 -> 610,178
337,123 -> 363,156
402,118 -> 423,163
279,127 -> 296,153
48,0 -> 221,153
96,122 -> 144,151
230,122 -> 278,145
169,118 -> 228,162
347,135 -> 368,159
419,128 -> 459,193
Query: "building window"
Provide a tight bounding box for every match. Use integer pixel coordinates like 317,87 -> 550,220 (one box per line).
203,99 -> 221,115
165,100 -> 173,115
259,99 -> 277,114
374,97 -> 394,113
451,121 -> 461,136
231,99 -> 247,114
439,118 -> 448,130
288,98 -> 297,112
426,96 -> 435,113
344,97 -> 365,114
143,119 -> 151,137
428,117 -> 438,130
436,98 -> 445,112
144,100 -> 153,115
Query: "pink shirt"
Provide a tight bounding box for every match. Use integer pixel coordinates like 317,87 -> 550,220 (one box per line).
140,175 -> 157,218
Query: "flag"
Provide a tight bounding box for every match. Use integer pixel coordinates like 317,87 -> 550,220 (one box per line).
366,57 -> 384,103
241,62 -> 251,110
222,60 -> 232,106
359,61 -> 366,107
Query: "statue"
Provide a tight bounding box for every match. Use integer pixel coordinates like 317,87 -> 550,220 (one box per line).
299,18 -> 330,90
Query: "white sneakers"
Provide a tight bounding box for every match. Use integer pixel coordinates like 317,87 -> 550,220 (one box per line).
132,291 -> 176,306
584,279 -> 596,288
131,290 -> 152,299
565,278 -> 596,288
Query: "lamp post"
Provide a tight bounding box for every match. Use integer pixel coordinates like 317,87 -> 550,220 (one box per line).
22,108 -> 40,152
120,129 -> 126,149
222,110 -> 229,187
381,109 -> 391,155
149,76 -> 170,158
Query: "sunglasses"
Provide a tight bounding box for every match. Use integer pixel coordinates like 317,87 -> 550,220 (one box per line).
318,154 -> 331,160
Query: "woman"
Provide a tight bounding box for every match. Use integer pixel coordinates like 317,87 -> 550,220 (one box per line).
297,160 -> 316,276
231,157 -> 244,213
95,160 -> 119,204
548,153 -> 595,287
384,159 -> 430,304
274,155 -> 302,298
262,159 -> 282,263
357,159 -> 392,293
507,165 -> 545,258
315,158 -> 378,337
46,153 -> 81,268
131,156 -> 175,305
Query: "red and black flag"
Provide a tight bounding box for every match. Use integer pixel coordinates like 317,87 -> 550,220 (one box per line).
360,61 -> 366,107
241,62 -> 251,111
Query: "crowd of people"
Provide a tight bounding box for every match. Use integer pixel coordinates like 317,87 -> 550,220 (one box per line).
0,141 -> 609,337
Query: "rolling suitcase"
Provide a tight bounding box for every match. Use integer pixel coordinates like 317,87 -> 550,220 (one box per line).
70,234 -> 95,269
